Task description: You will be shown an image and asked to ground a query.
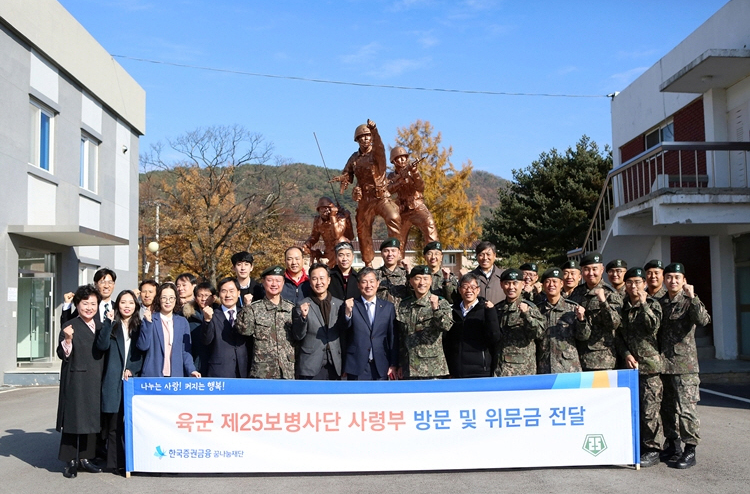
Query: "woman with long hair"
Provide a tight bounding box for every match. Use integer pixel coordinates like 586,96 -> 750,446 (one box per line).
137,282 -> 201,378
95,289 -> 144,475
56,284 -> 105,478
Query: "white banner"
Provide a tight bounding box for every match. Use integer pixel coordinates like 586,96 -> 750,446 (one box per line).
125,370 -> 639,473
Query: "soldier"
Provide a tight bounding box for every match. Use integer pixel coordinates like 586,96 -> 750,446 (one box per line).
387,146 -> 438,252
470,241 -> 505,304
606,259 -> 628,298
536,267 -> 589,375
561,260 -> 581,299
423,241 -> 458,304
495,269 -> 546,377
376,238 -> 409,305
658,263 -> 711,469
236,266 -> 296,379
570,252 -> 623,371
520,262 -> 543,303
644,259 -> 667,299
615,267 -> 663,468
395,265 -> 453,379
302,197 -> 354,268
331,120 -> 401,266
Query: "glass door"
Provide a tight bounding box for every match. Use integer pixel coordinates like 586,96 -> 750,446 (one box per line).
17,274 -> 54,361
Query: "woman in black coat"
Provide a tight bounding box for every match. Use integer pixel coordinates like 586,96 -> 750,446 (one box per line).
96,289 -> 143,474
56,284 -> 105,478
443,273 -> 502,378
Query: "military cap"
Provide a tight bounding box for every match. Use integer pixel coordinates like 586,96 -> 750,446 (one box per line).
500,268 -> 523,282
335,241 -> 353,252
261,265 -> 285,278
423,241 -> 442,254
579,252 -> 603,266
606,259 -> 627,271
379,238 -> 400,251
624,267 -> 645,280
519,262 -> 538,272
643,259 -> 663,271
663,263 -> 685,275
561,260 -> 580,271
231,251 -> 254,265
409,265 -> 431,277
541,267 -> 563,282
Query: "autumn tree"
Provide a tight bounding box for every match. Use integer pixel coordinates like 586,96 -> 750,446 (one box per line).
393,120 -> 480,251
482,135 -> 611,266
140,125 -> 297,285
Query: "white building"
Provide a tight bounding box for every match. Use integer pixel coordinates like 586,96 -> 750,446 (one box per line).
577,0 -> 750,361
0,0 -> 145,384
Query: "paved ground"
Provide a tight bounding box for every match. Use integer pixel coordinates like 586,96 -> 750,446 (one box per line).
1,385 -> 748,494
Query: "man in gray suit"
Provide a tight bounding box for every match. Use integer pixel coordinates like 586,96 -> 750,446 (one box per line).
292,263 -> 344,380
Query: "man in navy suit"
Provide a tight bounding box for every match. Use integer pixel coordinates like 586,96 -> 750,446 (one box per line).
202,277 -> 249,378
343,267 -> 399,381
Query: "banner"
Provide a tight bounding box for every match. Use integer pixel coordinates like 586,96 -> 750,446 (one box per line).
124,370 -> 639,473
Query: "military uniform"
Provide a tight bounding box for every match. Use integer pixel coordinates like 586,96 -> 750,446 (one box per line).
570,280 -> 622,370
376,265 -> 408,305
536,298 -> 589,374
616,293 -> 664,453
236,297 -> 296,379
649,285 -> 667,299
659,290 -> 710,447
430,269 -> 458,305
495,299 -> 546,376
395,293 -> 452,379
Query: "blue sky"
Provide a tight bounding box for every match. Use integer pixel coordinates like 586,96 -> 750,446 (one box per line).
59,0 -> 728,179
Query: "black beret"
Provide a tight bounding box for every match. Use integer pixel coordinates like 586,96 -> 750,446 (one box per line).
643,259 -> 663,271
519,262 -> 538,272
580,252 -> 603,266
500,268 -> 523,282
379,238 -> 400,251
663,263 -> 685,275
335,241 -> 353,252
606,259 -> 627,271
561,260 -> 580,271
541,267 -> 563,282
261,265 -> 285,278
409,265 -> 431,277
624,267 -> 645,280
423,241 -> 442,254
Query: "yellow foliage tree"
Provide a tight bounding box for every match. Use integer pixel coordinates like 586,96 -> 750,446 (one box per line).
394,120 -> 481,251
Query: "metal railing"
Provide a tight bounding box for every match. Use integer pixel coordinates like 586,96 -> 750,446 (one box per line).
572,141 -> 750,258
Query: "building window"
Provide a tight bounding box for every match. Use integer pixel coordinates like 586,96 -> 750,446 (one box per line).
29,101 -> 54,171
80,133 -> 98,192
645,121 -> 674,150
444,254 -> 456,266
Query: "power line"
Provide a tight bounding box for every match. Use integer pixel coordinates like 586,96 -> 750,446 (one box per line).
111,54 -> 608,99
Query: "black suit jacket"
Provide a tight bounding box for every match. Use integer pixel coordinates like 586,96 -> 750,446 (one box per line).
329,266 -> 361,301
202,307 -> 249,378
343,297 -> 398,378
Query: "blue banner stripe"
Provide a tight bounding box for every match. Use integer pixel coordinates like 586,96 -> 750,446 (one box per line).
551,372 -> 581,389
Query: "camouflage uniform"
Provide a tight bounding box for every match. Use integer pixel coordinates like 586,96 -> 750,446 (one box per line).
236,297 -> 296,379
649,285 -> 667,299
570,280 -> 622,370
430,269 -> 458,305
614,284 -> 627,300
495,299 -> 546,376
536,298 -> 589,374
659,292 -> 711,446
376,266 -> 408,305
395,294 -> 453,379
616,296 -> 664,451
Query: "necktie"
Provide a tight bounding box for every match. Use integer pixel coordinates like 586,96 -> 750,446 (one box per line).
366,301 -> 375,325
228,309 -> 235,326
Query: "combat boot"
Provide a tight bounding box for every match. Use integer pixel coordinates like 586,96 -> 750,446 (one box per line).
660,438 -> 682,463
673,444 -> 696,469
640,450 -> 660,468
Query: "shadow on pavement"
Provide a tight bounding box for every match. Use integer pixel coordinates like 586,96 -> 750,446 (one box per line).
0,428 -> 62,473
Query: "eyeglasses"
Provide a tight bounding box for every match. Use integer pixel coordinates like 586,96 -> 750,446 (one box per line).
98,280 -> 115,286
459,284 -> 479,291
160,296 -> 176,302
624,280 -> 644,287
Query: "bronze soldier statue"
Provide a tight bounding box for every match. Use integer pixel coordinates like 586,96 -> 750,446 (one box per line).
302,197 -> 354,268
331,120 -> 401,267
387,146 -> 438,254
